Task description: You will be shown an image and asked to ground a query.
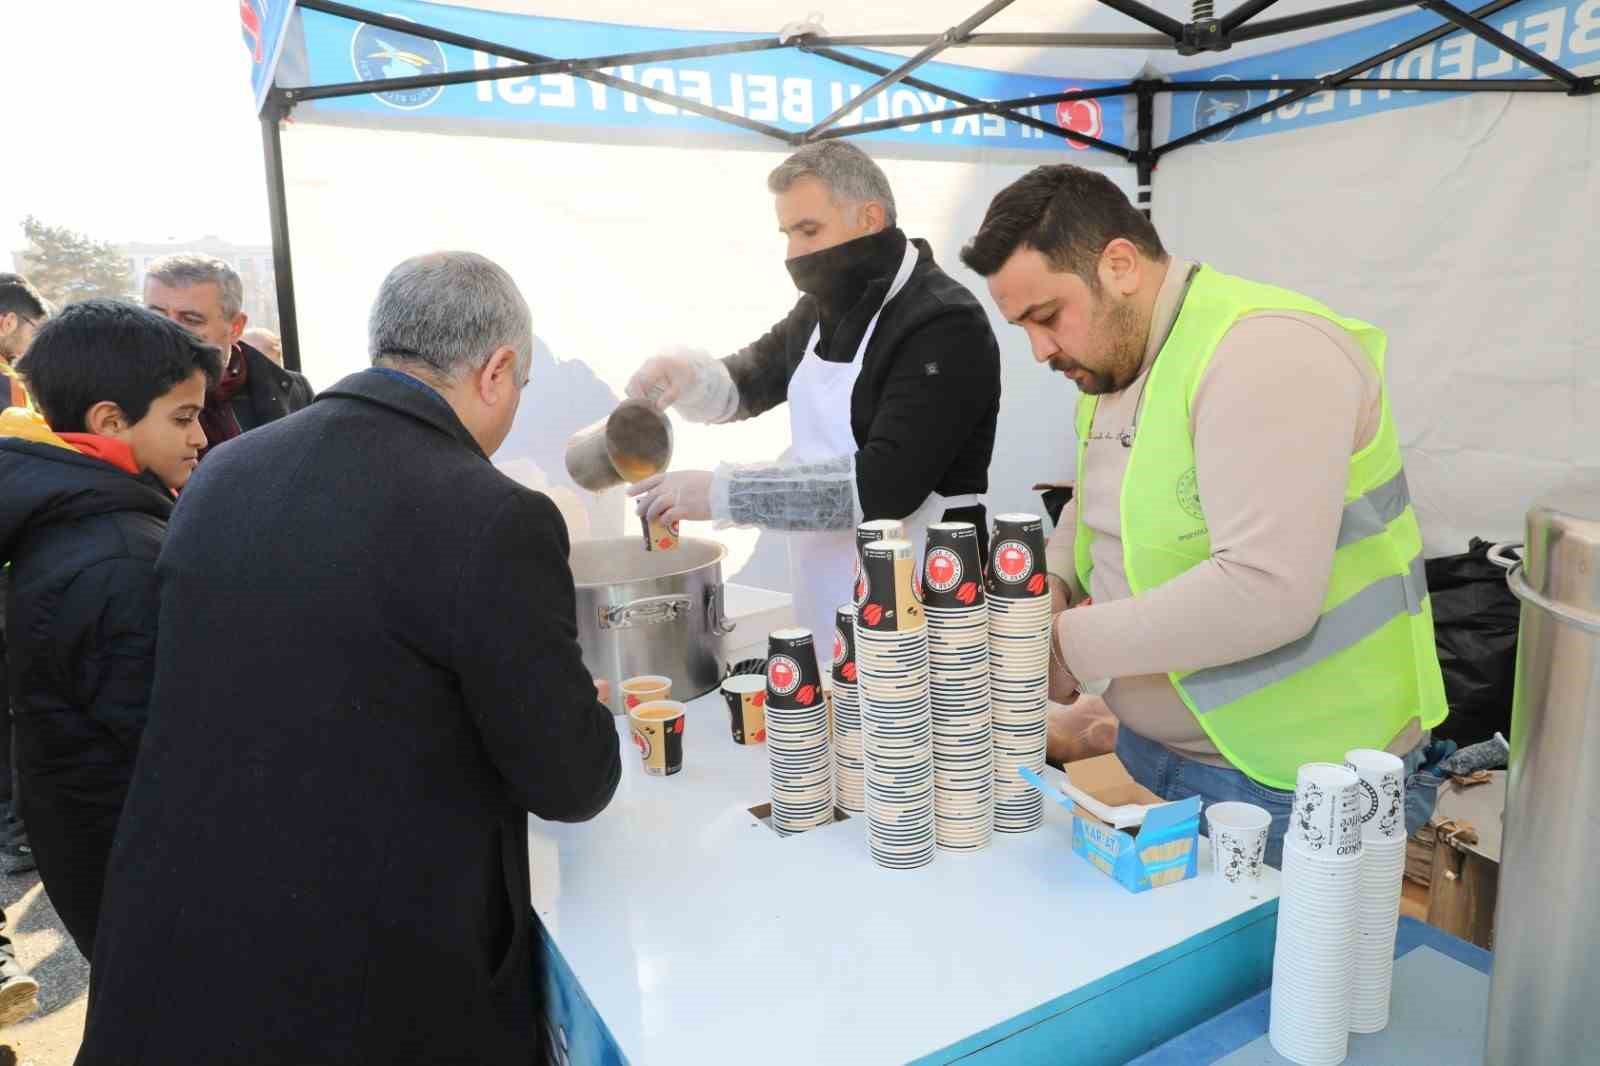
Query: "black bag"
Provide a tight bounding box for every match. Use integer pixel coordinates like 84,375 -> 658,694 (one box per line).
1424,538 -> 1521,747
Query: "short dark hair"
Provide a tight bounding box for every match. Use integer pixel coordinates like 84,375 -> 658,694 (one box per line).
22,300 -> 222,433
961,165 -> 1166,282
0,274 -> 49,322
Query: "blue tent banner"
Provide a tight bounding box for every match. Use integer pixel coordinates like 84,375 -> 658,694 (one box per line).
1176,0 -> 1600,144
244,0 -> 301,112
282,0 -> 1127,154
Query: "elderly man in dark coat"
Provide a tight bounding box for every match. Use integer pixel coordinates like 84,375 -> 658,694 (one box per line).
77,252 -> 622,1066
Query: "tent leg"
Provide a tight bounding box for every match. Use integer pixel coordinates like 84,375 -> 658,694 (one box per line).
260,91 -> 302,375
1135,82 -> 1157,221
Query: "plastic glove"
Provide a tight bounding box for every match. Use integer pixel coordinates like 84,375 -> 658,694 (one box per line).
625,349 -> 703,411
629,470 -> 714,527
1047,693 -> 1119,766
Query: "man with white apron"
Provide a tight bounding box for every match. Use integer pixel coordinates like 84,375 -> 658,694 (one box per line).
626,143 -> 1001,647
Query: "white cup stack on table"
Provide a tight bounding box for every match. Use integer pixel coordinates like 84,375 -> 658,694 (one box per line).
986,514 -> 1052,834
1344,747 -> 1408,1034
1270,762 -> 1364,1066
1205,801 -> 1271,889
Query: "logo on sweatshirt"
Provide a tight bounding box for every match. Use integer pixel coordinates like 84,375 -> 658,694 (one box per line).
1177,467 -> 1205,521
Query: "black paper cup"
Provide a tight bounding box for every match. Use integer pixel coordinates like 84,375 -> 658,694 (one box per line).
720,674 -> 767,745
858,539 -> 925,633
986,513 -> 1049,599
832,605 -> 858,686
854,520 -> 904,605
766,628 -> 825,711
922,521 -> 987,610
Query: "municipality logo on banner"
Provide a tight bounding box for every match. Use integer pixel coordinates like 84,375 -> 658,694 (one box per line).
1055,87 -> 1104,150
350,21 -> 449,110
1193,76 -> 1251,143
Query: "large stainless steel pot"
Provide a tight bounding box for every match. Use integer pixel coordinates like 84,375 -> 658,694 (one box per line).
1483,483 -> 1600,1064
571,536 -> 734,715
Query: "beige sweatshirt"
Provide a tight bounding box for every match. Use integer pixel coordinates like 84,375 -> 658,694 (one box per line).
1045,259 -> 1421,767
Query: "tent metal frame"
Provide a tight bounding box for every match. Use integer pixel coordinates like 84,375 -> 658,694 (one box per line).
263,0 -> 1597,369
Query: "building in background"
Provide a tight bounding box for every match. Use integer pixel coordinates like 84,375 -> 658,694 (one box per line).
120,237 -> 279,331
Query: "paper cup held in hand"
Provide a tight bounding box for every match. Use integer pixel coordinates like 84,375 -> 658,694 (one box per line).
621,674 -> 671,710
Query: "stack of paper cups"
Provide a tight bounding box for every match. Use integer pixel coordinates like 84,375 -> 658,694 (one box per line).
986,514 -> 1051,834
829,606 -> 865,813
1345,748 -> 1408,1034
1270,762 -> 1364,1066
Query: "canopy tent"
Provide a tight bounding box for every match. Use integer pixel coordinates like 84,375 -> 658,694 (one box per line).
244,0 -> 1598,588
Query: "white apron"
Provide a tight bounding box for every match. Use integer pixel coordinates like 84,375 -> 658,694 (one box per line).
784,242 -> 980,648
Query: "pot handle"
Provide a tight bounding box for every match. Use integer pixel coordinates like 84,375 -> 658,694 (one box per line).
599,594 -> 691,631
707,583 -> 737,637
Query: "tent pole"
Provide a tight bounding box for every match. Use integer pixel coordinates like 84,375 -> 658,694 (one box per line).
802,0 -> 1022,139
1219,0 -> 1284,32
1155,0 -> 1522,155
259,90 -> 302,375
1162,78 -> 1567,91
1417,0 -> 1587,91
1135,82 -> 1157,221
1231,0 -> 1419,40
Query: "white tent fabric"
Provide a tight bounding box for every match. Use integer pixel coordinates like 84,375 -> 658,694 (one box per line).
271,0 -> 1598,587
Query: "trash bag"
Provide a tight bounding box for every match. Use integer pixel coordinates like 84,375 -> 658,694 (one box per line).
1425,538 -> 1521,747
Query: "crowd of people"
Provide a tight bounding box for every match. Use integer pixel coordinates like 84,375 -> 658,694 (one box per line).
0,146 -> 1446,1064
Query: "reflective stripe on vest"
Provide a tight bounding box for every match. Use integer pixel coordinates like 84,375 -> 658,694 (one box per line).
1184,550 -> 1428,713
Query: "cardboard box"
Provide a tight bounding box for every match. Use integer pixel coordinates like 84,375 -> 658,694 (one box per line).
1061,755 -> 1202,893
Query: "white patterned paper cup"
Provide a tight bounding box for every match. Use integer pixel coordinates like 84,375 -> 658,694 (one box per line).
1206,801 -> 1271,887
1344,748 -> 1406,842
1289,762 -> 1364,858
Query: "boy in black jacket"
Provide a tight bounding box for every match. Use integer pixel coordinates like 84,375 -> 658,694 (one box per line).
0,300 -> 217,961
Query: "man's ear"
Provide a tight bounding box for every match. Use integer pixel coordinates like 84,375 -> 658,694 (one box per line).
228,312 -> 247,348
477,346 -> 520,403
84,400 -> 130,437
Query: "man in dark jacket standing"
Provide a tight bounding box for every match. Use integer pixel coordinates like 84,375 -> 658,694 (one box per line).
142,253 -> 314,455
79,252 -> 622,1066
626,142 -> 1001,647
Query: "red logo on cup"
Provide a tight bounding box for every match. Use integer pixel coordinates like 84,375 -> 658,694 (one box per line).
796,683 -> 817,706
1027,573 -> 1047,596
625,694 -> 642,709
767,655 -> 801,696
925,547 -> 963,593
955,581 -> 978,605
832,629 -> 847,668
672,717 -> 685,734
841,661 -> 857,682
993,540 -> 1035,584
632,730 -> 650,756
854,569 -> 869,606
751,690 -> 766,708
862,603 -> 884,627
656,536 -> 674,550
1055,88 -> 1104,151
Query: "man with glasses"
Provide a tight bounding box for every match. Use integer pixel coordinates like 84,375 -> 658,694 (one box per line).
0,274 -> 49,409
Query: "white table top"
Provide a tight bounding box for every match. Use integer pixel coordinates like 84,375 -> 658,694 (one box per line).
527,692 -> 1281,1066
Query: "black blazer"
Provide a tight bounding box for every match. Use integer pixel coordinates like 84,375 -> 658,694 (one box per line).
78,368 -> 621,1066
232,341 -> 315,432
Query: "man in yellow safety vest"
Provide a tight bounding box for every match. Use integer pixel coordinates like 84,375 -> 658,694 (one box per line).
961,165 -> 1446,866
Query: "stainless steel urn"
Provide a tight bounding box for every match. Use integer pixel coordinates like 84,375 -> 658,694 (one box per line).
1483,482 -> 1600,1064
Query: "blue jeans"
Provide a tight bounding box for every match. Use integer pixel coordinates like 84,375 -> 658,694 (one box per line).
1113,727 -> 1439,869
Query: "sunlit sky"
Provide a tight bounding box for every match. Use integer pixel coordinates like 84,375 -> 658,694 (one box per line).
0,1 -> 271,257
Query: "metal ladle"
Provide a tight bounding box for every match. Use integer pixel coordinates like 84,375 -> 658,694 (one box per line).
564,399 -> 673,492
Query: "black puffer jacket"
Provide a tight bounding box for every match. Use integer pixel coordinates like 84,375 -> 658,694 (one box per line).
0,427 -> 173,958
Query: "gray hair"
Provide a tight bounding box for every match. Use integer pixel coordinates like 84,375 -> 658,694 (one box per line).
768,142 -> 897,226
145,254 -> 245,319
368,252 -> 532,384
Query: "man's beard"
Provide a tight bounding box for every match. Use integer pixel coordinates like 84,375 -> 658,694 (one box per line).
1049,295 -> 1145,395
